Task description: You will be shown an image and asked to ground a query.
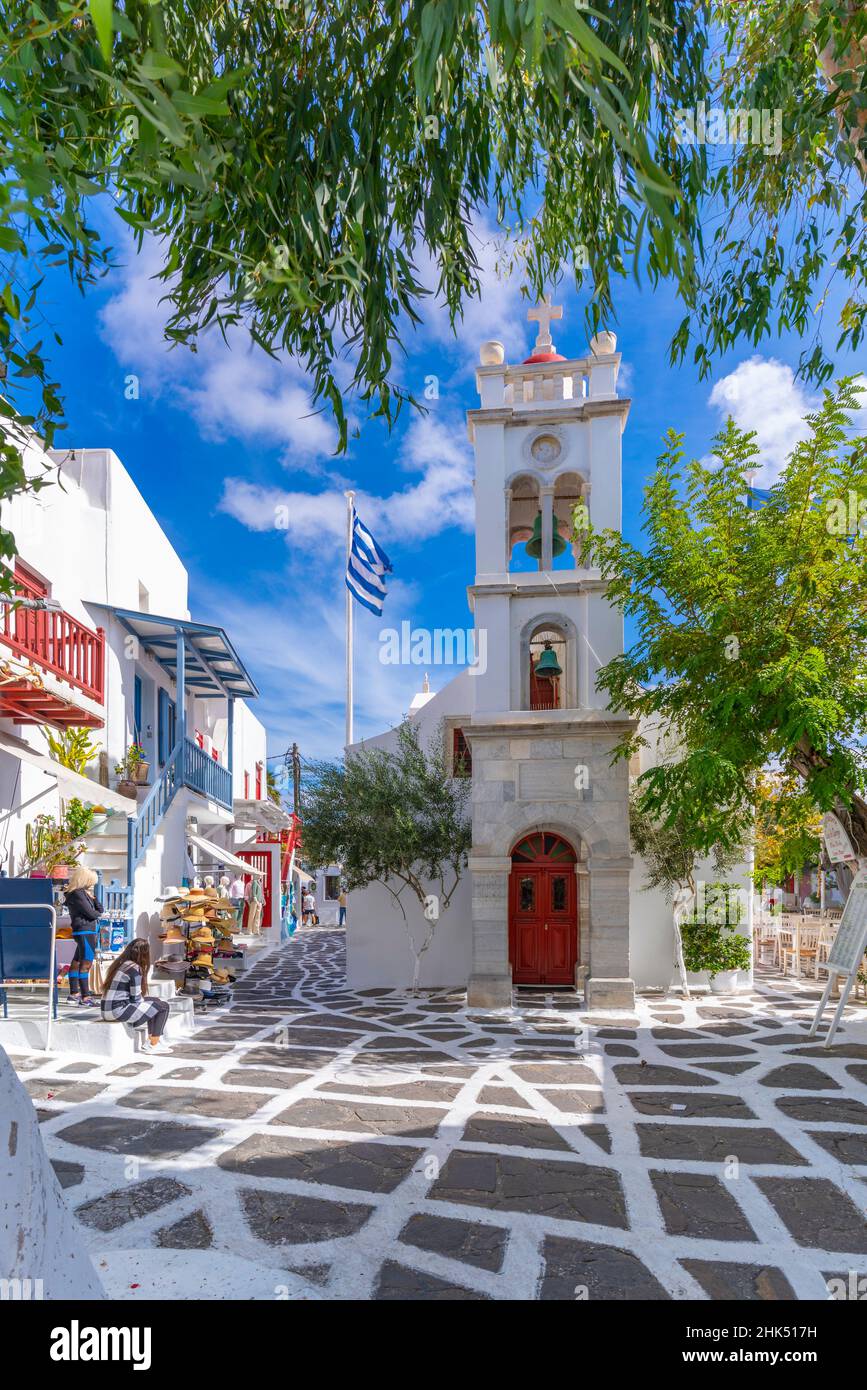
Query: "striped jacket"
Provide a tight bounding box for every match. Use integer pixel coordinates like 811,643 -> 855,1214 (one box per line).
101,961 -> 153,1026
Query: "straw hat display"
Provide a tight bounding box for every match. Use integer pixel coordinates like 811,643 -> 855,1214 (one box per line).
191,953 -> 214,970
160,925 -> 186,944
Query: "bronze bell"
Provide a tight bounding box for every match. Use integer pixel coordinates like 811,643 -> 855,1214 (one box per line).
525,510 -> 567,560
534,641 -> 562,678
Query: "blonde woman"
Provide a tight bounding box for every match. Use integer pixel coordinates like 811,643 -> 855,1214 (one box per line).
63,865 -> 104,1007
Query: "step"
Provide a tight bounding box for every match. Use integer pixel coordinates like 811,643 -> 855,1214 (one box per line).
0,995 -> 195,1058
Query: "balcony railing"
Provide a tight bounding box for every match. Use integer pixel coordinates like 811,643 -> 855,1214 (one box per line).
183,736 -> 232,809
1,575 -> 105,703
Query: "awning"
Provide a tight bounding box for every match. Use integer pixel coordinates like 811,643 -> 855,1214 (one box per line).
232,798 -> 293,832
0,729 -> 135,816
95,607 -> 258,699
186,828 -> 266,877
295,868 -> 314,884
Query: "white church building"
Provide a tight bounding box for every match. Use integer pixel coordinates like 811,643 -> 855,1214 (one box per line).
346,304 -> 752,1009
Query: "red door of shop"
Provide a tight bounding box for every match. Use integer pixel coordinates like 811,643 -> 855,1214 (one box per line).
236,849 -> 272,931
508,833 -> 577,986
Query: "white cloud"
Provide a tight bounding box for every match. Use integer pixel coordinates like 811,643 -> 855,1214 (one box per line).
98,236 -> 339,464
218,405 -> 474,555
708,356 -> 867,484
708,356 -> 817,483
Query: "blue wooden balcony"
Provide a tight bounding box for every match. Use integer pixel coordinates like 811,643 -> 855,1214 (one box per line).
183,737 -> 232,809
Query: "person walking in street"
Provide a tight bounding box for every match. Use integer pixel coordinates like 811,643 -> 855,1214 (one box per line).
302,887 -> 316,926
101,938 -> 170,1051
64,866 -> 104,1007
338,888 -> 347,927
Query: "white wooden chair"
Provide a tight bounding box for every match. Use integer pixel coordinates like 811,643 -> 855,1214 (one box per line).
780,919 -> 822,978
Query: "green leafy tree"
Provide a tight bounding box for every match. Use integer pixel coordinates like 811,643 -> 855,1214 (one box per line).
2,1 -> 864,587
753,770 -> 823,888
585,378 -> 867,886
301,719 -> 471,991
43,725 -> 100,776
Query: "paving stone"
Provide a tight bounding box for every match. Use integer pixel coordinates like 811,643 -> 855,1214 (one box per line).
585,1017 -> 641,1029
613,1064 -> 714,1088
57,1061 -> 100,1074
651,1172 -> 758,1242
162,1044 -> 234,1060
319,1078 -> 463,1103
374,1261 -> 489,1300
755,1177 -> 867,1252
162,1066 -> 205,1081
540,1090 -> 606,1115
751,1033 -> 824,1046
681,1259 -> 796,1300
509,1063 -> 599,1085
476,1085 -> 533,1109
359,1049 -> 458,1066
194,1025 -> 266,1040
75,1177 -> 190,1231
270,1097 -> 444,1137
775,1095 -> 867,1126
692,1061 -> 760,1076
264,1027 -> 363,1047
240,1187 -> 374,1244
116,1084 -> 269,1120
25,1077 -> 107,1103
583,1125 -> 612,1153
637,1123 -> 807,1166
627,1091 -> 756,1120
596,1029 -> 636,1040
50,1159 -> 84,1189
848,1065 -> 867,1088
658,1043 -> 757,1058
807,1131 -> 867,1164
155,1209 -> 213,1249
8,1053 -> 53,1072
429,1150 -> 627,1227
461,1112 -> 572,1152
695,1007 -> 751,1020
237,1046 -> 340,1069
56,1115 -> 221,1158
217,1132 -> 420,1192
221,1067 -> 310,1088
291,1012 -> 388,1032
108,1062 -> 153,1077
399,1213 -> 508,1271
539,1235 -> 670,1300
604,1044 -> 639,1057
789,1044 -> 867,1059
760,1064 -> 841,1091
651,1027 -> 705,1040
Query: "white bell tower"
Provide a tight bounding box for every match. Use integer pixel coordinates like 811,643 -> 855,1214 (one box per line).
464,301 -> 636,1011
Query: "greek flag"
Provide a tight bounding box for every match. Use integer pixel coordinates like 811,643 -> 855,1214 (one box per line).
345,506 -> 393,616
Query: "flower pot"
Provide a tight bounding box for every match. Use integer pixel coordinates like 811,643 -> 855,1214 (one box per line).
133,762 -> 150,785
708,970 -> 739,994
117,779 -> 138,800
52,864 -> 71,881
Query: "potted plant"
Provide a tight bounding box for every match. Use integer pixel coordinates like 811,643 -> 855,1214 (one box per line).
115,742 -> 148,795
681,883 -> 752,993
23,814 -> 84,879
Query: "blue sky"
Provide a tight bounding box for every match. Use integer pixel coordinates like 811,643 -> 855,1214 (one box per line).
32,209 -> 865,774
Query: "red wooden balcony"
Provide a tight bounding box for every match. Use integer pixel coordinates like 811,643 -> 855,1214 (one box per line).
0,568 -> 105,727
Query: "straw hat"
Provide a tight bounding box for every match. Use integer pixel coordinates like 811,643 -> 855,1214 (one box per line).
180,907 -> 208,923
155,957 -> 187,975
190,925 -> 215,941
161,926 -> 186,944
191,953 -> 213,970
156,887 -> 191,903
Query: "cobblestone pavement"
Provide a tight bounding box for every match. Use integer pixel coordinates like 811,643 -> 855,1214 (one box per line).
9,926 -> 867,1300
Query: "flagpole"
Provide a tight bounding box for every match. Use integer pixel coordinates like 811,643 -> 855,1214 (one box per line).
344,489 -> 354,750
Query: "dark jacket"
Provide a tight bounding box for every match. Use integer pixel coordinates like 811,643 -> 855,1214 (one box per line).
64,886 -> 104,934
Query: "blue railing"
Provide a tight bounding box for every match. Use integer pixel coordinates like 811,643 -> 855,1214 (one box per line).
128,740 -> 182,872
183,737 -> 232,809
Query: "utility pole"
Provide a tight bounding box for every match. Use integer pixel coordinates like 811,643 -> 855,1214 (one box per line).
291,742 -> 301,817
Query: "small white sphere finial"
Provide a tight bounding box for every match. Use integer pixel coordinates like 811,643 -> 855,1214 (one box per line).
479,340 -> 505,366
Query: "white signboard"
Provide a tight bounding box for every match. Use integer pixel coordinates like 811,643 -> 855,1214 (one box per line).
809,867 -> 867,1047
821,812 -> 856,865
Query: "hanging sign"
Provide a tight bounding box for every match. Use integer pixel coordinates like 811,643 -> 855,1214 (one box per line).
821,812 -> 857,864
808,864 -> 867,1047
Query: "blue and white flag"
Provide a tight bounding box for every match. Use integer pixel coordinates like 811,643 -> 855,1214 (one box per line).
345,506 -> 393,616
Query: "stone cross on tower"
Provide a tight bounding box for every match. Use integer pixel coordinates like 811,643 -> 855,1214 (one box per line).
527,296 -> 563,354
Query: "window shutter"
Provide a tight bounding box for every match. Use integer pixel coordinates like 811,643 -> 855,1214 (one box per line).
158,688 -> 169,765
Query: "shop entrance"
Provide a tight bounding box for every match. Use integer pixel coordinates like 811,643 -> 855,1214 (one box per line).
508,832 -> 578,986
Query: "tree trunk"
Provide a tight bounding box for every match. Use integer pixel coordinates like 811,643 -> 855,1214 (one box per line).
813,0 -> 867,177
791,737 -> 867,899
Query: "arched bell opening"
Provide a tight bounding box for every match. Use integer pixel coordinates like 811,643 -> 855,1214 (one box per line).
528,622 -> 567,710
553,471 -> 586,570
507,474 -> 541,573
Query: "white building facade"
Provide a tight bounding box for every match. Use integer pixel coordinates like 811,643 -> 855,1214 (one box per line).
0,441 -> 275,958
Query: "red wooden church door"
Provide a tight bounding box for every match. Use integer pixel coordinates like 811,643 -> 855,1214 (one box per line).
509,833 -> 578,986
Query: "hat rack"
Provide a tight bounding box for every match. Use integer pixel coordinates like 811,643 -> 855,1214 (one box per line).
154,886 -> 243,1008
